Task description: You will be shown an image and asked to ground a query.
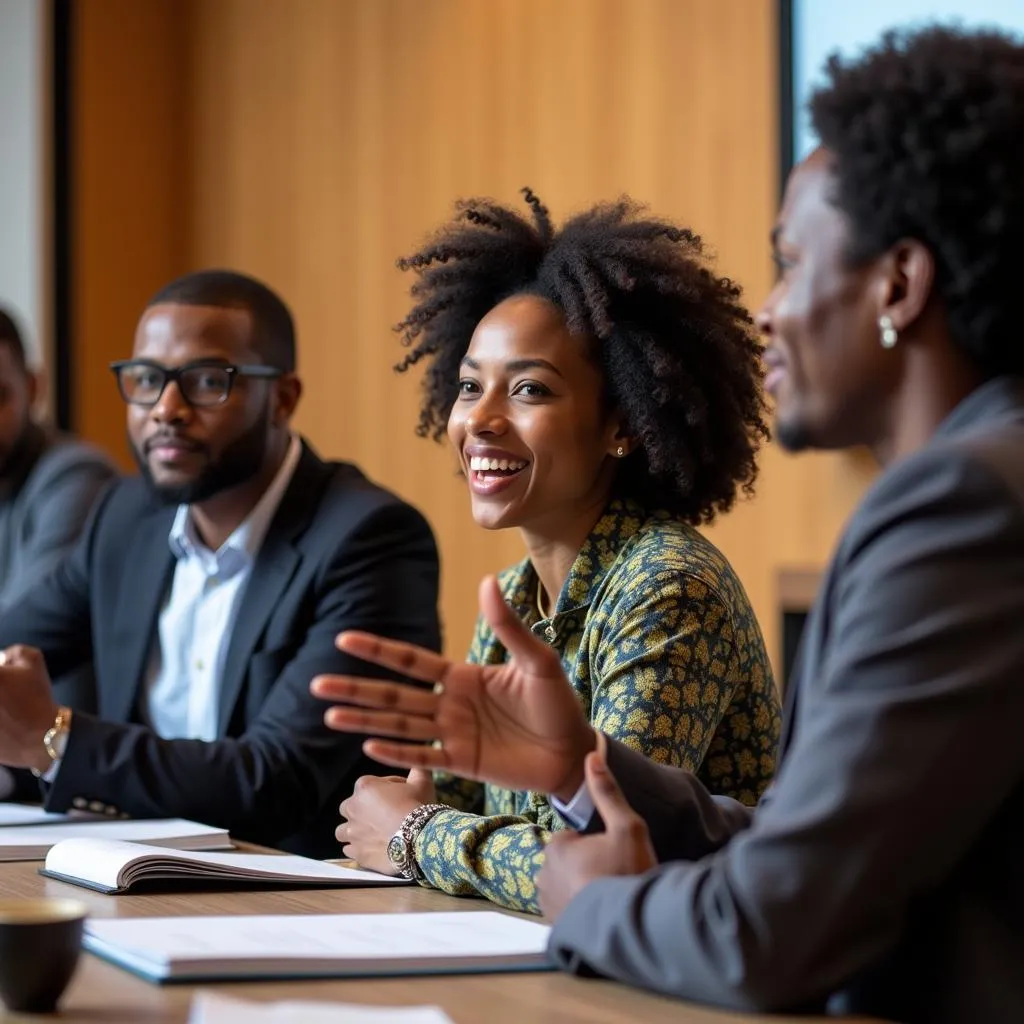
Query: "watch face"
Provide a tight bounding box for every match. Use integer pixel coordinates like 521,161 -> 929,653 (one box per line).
387,833 -> 407,868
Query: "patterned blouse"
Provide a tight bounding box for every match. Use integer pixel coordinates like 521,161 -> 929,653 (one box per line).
413,498 -> 781,913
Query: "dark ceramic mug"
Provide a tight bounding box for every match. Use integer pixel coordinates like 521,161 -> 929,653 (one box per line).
0,898 -> 87,1013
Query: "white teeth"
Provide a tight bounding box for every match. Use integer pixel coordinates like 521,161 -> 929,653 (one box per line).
469,456 -> 527,472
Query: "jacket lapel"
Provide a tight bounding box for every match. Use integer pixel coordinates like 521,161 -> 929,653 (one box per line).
105,506 -> 176,722
215,445 -> 331,735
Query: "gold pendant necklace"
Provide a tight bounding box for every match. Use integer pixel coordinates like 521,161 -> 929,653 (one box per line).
536,576 -> 551,620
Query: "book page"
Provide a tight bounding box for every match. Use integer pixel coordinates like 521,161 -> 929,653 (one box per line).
44,839 -> 410,888
87,911 -> 550,964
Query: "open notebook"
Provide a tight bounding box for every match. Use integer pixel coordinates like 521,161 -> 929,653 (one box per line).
0,818 -> 231,861
85,911 -> 552,983
40,838 -> 411,894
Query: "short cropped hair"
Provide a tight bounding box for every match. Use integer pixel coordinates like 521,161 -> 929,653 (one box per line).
147,269 -> 296,371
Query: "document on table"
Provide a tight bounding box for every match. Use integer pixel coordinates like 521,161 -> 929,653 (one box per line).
189,992 -> 454,1024
0,817 -> 231,860
0,802 -> 85,827
86,910 -> 553,982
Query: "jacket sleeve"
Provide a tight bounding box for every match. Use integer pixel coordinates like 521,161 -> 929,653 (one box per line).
42,500 -> 442,852
548,448 -> 1024,1012
0,446 -> 117,614
414,573 -> 762,912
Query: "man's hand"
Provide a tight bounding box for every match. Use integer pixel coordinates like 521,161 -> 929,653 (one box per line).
536,750 -> 657,922
336,769 -> 437,875
0,646 -> 59,772
311,575 -> 596,801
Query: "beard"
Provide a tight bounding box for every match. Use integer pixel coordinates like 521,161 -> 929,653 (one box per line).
132,415 -> 270,506
773,410 -> 814,453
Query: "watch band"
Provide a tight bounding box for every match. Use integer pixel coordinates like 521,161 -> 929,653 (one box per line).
387,803 -> 449,880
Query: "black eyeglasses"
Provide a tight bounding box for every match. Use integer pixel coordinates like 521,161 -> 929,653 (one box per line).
110,360 -> 283,407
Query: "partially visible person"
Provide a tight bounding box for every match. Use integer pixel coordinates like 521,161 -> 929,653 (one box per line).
0,308 -> 115,613
308,26 -> 1024,1023
315,192 -> 780,914
0,270 -> 441,858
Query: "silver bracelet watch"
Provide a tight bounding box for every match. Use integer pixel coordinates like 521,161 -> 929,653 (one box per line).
386,803 -> 448,880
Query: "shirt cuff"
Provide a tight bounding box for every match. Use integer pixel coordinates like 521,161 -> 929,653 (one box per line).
551,782 -> 596,830
40,756 -> 63,784
549,730 -> 607,831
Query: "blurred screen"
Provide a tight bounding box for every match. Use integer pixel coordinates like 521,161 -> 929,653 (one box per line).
788,0 -> 1024,167
0,0 -> 47,366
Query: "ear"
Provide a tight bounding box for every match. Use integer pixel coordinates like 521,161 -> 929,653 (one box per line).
876,238 -> 935,333
271,374 -> 303,427
605,413 -> 635,459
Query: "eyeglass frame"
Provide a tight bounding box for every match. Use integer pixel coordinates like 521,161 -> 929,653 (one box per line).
109,359 -> 285,407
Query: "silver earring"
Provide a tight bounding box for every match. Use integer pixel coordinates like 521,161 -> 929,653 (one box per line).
879,315 -> 898,349
616,446 -> 625,457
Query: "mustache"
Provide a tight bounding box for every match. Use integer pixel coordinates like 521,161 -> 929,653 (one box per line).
143,433 -> 207,454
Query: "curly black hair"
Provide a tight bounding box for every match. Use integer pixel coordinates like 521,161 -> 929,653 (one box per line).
393,189 -> 768,524
811,25 -> 1024,377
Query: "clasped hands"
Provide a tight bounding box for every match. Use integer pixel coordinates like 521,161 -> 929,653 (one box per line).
311,575 -> 656,919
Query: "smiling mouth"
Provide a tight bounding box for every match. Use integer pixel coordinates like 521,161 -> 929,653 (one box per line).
467,455 -> 529,493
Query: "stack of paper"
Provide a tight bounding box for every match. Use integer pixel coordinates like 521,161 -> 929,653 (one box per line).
0,817 -> 231,861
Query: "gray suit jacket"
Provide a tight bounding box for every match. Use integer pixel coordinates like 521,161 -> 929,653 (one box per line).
0,428 -> 116,613
549,376 -> 1024,1024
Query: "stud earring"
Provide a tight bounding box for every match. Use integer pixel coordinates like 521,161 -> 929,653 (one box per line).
879,314 -> 898,349
616,446 -> 625,457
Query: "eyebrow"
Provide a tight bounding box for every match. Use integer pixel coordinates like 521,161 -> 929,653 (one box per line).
460,356 -> 565,378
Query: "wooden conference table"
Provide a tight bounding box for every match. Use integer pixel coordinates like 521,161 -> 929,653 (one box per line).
0,855 -> 883,1023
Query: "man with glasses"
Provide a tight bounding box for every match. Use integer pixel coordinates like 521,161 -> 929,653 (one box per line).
0,269 -> 441,858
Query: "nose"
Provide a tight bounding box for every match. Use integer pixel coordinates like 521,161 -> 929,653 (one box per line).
463,391 -> 508,437
149,378 -> 191,425
754,290 -> 776,337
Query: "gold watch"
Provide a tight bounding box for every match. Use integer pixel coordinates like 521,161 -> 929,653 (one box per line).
30,706 -> 72,778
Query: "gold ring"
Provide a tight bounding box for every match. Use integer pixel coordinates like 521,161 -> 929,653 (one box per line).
431,739 -> 444,751
433,682 -> 445,696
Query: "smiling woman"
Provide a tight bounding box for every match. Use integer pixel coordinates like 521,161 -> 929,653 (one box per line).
326,191 -> 782,914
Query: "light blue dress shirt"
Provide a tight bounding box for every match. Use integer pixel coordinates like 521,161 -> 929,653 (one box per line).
141,435 -> 302,741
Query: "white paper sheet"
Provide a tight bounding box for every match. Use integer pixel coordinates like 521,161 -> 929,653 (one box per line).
0,802 -> 75,827
189,992 -> 454,1024
87,911 -> 550,964
0,817 -> 230,859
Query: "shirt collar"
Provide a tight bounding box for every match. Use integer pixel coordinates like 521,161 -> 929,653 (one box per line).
168,434 -> 303,562
504,497 -> 650,623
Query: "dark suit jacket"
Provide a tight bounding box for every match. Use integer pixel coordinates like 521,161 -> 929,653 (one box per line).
0,441 -> 441,859
549,377 -> 1024,1024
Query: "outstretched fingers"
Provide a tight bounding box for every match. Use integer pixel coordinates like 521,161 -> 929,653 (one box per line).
310,675 -> 440,716
362,738 -> 451,772
335,631 -> 453,683
323,706 -> 438,742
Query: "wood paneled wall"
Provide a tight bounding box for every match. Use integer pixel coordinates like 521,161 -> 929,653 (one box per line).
71,0 -> 189,461
71,0 -> 875,665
